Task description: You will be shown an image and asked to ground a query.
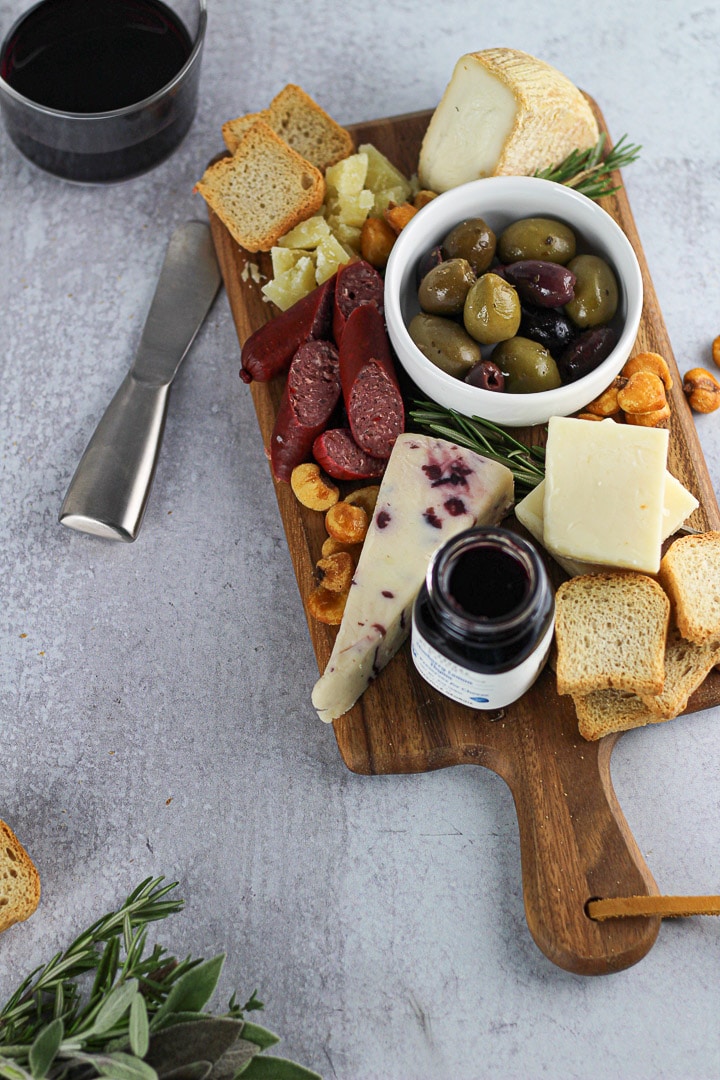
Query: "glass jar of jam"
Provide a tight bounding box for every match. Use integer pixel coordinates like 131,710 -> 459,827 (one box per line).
411,525 -> 554,710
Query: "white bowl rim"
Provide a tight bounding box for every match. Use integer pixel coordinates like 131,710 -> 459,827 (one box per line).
384,175 -> 644,427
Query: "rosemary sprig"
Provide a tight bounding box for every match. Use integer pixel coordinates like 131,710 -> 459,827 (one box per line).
409,401 -> 545,497
534,132 -> 641,200
0,877 -> 320,1080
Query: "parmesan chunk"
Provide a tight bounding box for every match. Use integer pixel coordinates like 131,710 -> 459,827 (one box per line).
418,49 -> 599,193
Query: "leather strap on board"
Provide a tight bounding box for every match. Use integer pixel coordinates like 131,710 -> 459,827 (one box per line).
588,895 -> 720,920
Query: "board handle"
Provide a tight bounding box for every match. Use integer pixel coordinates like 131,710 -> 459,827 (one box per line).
495,681 -> 662,975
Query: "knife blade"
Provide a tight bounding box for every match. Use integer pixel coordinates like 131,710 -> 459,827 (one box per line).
59,220 -> 222,542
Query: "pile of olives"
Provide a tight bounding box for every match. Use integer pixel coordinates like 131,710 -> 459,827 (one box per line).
408,215 -> 620,394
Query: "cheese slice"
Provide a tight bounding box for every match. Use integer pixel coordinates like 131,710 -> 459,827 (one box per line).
311,434 -> 514,722
516,472 -> 699,577
418,50 -> 599,193
542,417 -> 670,573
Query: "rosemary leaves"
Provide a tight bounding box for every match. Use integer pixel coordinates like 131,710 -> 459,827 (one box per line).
534,133 -> 641,200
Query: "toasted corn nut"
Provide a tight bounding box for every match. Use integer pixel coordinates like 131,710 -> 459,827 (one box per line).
316,551 -> 355,593
344,484 -> 380,518
625,402 -> 671,427
413,190 -> 438,210
320,536 -> 363,561
683,367 -> 720,413
290,463 -> 339,510
622,351 -> 673,391
384,202 -> 418,234
307,585 -> 348,625
325,500 -> 369,543
360,216 -> 396,270
575,411 -> 607,421
584,376 -> 627,417
617,370 -> 668,415
711,335 -> 720,371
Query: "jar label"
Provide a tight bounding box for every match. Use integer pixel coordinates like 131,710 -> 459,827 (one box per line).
410,613 -> 554,710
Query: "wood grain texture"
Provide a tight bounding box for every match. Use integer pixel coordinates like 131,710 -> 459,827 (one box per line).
208,101 -> 720,975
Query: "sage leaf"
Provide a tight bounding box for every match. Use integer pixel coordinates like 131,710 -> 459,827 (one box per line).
0,1058 -> 34,1080
234,1026 -> 278,1052
93,1051 -> 158,1080
145,1019 -> 243,1076
158,1065 -> 211,1080
28,1019 -> 63,1080
239,1057 -> 322,1080
91,982 -> 139,1036
129,996 -> 149,1059
151,958 -> 224,1026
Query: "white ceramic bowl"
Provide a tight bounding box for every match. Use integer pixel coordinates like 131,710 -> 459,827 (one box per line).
384,175 -> 643,427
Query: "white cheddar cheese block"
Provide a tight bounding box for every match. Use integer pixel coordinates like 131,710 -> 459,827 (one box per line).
543,417 -> 669,573
516,472 -> 699,577
311,434 -> 514,722
418,49 -> 599,193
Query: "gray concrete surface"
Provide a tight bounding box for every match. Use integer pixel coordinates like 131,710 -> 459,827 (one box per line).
1,2 -> 720,1077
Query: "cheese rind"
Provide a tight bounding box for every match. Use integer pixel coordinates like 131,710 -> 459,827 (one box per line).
516,471 -> 699,576
542,417 -> 669,573
418,50 -> 599,193
311,434 -> 514,722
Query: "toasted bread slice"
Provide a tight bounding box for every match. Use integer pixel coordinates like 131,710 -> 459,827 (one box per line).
221,112 -> 262,154
658,530 -> 720,644
0,820 -> 40,933
638,623 -> 720,717
573,690 -> 664,741
222,84 -> 354,171
554,572 -> 669,697
195,120 -> 325,253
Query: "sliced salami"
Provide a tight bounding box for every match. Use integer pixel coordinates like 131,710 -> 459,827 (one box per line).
270,341 -> 341,482
332,259 -> 385,345
312,428 -> 387,481
240,275 -> 335,383
339,304 -> 405,459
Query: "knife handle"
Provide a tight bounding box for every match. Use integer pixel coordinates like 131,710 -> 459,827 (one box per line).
59,372 -> 170,542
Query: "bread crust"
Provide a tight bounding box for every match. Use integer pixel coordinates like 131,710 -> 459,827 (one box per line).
0,820 -> 41,934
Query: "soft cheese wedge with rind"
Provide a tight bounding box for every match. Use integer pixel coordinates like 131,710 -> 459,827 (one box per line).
418,49 -> 599,193
312,434 -> 514,722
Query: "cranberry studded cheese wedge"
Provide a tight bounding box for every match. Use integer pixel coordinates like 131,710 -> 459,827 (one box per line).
311,434 -> 514,722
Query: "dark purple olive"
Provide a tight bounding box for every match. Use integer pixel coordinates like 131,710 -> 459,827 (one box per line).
504,260 -> 576,307
519,304 -> 578,357
465,359 -> 506,392
557,326 -> 618,383
417,245 -> 444,288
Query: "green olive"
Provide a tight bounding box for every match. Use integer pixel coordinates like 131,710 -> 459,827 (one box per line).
408,313 -> 481,377
564,254 -> 619,328
442,218 -> 497,274
498,217 -> 577,265
492,336 -> 562,393
418,258 -> 476,316
463,273 -> 521,345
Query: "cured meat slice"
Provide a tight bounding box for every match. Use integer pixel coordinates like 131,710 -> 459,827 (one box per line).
312,428 -> 387,480
332,259 -> 384,344
339,304 -> 404,459
240,275 -> 335,383
270,341 -> 341,482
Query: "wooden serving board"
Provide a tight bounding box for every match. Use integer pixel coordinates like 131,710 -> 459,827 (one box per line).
209,100 -> 720,976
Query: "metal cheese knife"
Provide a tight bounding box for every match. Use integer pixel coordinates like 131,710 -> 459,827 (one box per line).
59,221 -> 222,542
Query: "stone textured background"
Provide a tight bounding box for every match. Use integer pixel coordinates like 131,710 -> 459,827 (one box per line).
1,2 -> 719,1077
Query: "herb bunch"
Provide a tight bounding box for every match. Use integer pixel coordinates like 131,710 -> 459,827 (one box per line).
0,877 -> 320,1080
534,132 -> 641,200
409,401 -> 545,497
